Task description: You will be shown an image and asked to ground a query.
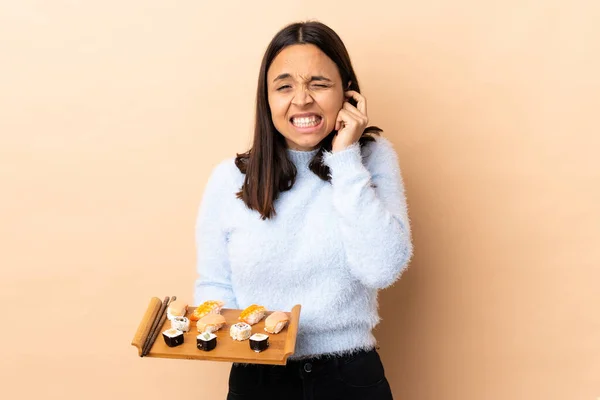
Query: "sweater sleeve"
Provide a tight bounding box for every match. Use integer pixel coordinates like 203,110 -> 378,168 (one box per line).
322,136 -> 413,289
193,160 -> 239,308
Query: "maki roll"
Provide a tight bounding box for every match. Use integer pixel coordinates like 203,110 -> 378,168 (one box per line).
167,300 -> 188,321
230,322 -> 252,341
264,311 -> 289,334
196,332 -> 217,351
239,304 -> 266,325
196,314 -> 226,334
162,328 -> 184,347
171,316 -> 190,332
249,333 -> 269,352
190,300 -> 224,321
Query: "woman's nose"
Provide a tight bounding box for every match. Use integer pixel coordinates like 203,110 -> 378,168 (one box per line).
291,87 -> 314,106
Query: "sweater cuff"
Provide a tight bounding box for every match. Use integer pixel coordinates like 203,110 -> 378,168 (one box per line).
322,142 -> 364,176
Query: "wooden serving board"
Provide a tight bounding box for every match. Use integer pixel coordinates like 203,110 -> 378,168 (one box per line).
131,297 -> 301,365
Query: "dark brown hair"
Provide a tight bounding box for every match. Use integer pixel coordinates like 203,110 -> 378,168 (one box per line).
235,21 -> 381,220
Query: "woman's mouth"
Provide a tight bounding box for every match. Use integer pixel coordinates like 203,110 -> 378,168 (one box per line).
289,114 -> 324,133
290,115 -> 322,128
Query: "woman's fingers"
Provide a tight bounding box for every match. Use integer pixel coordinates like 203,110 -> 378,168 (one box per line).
343,102 -> 368,126
345,90 -> 367,116
335,108 -> 349,131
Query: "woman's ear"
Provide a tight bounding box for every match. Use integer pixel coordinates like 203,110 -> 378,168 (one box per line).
346,80 -> 352,90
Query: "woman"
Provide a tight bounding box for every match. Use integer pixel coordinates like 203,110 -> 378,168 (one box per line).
194,21 -> 413,400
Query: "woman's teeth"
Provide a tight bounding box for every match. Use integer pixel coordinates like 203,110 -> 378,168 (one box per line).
291,116 -> 321,128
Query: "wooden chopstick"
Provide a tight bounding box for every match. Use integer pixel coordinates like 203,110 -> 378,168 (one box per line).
142,295 -> 176,356
140,296 -> 169,356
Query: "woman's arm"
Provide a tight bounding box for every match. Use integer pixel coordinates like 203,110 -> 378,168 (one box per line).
193,160 -> 238,308
323,136 -> 413,289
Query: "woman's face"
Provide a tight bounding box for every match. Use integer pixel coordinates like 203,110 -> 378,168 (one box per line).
267,44 -> 345,151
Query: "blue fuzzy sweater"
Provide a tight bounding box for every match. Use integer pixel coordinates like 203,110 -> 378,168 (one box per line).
193,136 -> 413,359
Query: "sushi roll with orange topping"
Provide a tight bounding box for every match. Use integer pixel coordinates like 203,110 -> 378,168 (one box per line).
239,304 -> 266,325
190,300 -> 224,321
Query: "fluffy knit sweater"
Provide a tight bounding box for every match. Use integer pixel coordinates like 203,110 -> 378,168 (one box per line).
193,136 -> 413,359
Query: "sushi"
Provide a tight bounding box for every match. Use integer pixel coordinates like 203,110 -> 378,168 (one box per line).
162,328 -> 184,347
249,333 -> 269,352
196,314 -> 226,334
239,304 -> 266,325
190,300 -> 224,321
171,316 -> 190,332
197,332 -> 217,351
264,311 -> 289,334
230,322 -> 252,341
167,300 -> 188,321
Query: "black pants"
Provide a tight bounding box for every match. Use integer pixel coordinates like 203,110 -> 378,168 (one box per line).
227,348 -> 393,400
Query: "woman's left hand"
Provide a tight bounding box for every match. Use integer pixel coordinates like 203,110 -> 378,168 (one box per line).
332,90 -> 369,152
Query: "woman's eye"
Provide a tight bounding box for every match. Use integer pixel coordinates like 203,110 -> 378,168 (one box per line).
277,85 -> 291,91
312,84 -> 328,89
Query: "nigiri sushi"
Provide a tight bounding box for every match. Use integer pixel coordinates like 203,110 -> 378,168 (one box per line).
190,300 -> 224,321
167,300 -> 188,321
239,304 -> 266,325
197,313 -> 226,334
264,311 -> 289,334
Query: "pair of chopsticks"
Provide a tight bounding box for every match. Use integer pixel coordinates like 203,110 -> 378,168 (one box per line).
142,295 -> 177,357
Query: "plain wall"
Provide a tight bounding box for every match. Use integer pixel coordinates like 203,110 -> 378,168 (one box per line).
1,1 -> 598,399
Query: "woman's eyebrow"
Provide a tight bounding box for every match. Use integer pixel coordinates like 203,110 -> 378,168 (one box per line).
273,73 -> 292,83
272,73 -> 332,83
310,76 -> 332,83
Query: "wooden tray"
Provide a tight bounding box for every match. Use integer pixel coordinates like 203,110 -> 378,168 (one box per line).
131,297 -> 301,365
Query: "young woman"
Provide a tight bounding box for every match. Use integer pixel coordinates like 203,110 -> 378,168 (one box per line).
194,21 -> 413,400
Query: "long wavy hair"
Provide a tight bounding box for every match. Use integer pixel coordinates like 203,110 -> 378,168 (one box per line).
235,21 -> 382,220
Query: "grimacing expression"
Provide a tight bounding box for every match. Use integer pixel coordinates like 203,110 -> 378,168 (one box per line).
267,44 -> 346,151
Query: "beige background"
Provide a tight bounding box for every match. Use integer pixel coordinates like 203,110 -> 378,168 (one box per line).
1,1 -> 599,399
